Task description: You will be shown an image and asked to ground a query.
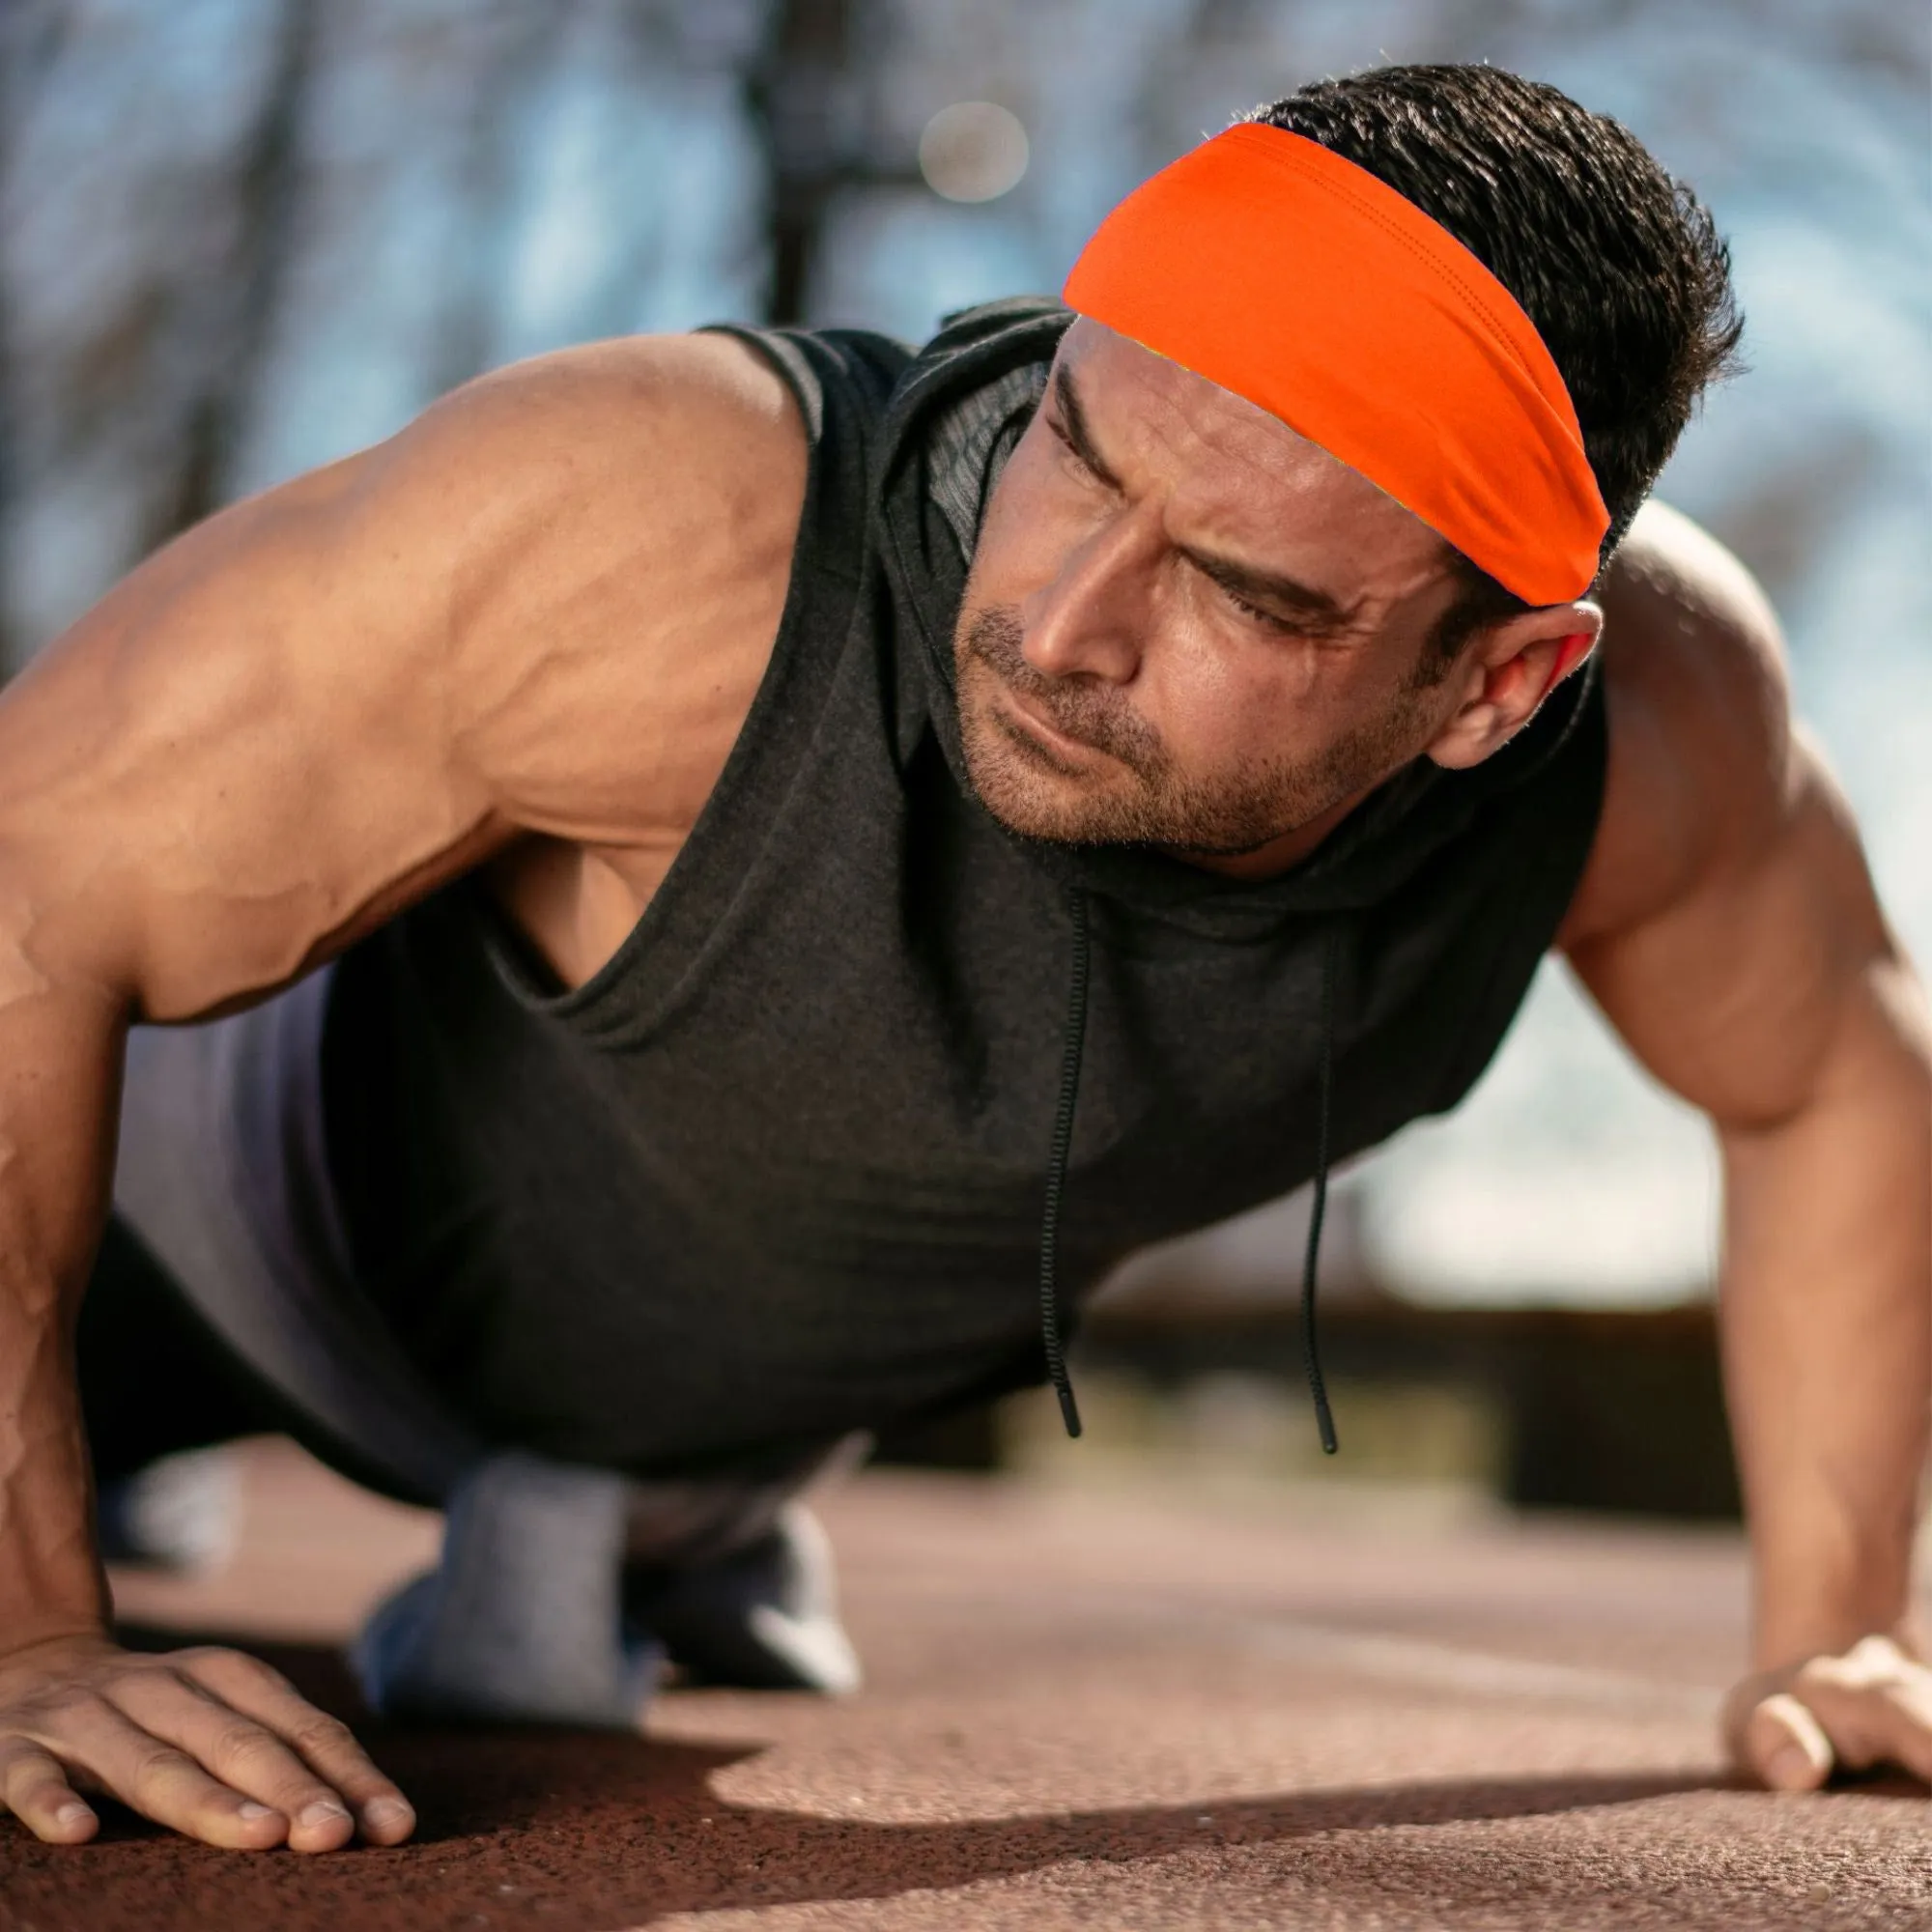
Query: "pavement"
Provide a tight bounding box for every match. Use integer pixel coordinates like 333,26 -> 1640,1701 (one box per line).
2,1436 -> 1927,1930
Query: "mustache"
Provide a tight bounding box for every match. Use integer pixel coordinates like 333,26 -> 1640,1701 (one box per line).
960,604 -> 1167,774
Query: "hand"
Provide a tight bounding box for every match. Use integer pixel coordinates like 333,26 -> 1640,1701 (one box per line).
1725,1633 -> 1932,1791
0,1632 -> 415,1851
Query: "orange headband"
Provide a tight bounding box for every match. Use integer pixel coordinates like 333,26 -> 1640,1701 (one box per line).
1061,125 -> 1609,606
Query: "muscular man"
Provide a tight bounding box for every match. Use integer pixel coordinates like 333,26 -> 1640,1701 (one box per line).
1,64 -> 1927,1854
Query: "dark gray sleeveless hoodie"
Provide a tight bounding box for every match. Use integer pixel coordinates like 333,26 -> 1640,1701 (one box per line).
323,297 -> 1606,1478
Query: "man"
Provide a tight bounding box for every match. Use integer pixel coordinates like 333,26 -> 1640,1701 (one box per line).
0,63 -> 1927,1855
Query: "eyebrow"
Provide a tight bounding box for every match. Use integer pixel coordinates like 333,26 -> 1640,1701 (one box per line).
1047,364 -> 1361,638
1050,362 -> 1127,492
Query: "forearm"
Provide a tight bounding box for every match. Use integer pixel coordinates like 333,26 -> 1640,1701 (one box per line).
1718,960 -> 1932,1669
0,977 -> 127,1647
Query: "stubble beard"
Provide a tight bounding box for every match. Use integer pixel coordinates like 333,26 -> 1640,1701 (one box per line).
953,602 -> 1429,859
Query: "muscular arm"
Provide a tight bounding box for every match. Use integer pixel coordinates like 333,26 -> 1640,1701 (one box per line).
1561,500 -> 1932,1783
0,331 -> 803,1848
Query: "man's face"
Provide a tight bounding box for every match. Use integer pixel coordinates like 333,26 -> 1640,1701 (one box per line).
954,319 -> 1478,873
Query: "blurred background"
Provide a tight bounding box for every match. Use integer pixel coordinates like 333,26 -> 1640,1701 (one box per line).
3,0 -> 1925,1518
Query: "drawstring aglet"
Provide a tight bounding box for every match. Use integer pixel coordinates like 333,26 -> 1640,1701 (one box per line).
1054,1380 -> 1083,1438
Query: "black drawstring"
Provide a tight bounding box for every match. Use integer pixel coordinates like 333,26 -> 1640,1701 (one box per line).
1037,894 -> 1337,1454
1038,888 -> 1090,1437
1301,926 -> 1341,1455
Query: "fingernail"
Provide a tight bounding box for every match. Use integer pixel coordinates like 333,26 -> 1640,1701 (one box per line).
364,1796 -> 413,1829
55,1802 -> 93,1830
1766,1744 -> 1815,1787
298,1800 -> 352,1831
237,1801 -> 277,1821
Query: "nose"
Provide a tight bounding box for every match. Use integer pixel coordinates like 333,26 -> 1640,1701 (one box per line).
1018,498 -> 1160,686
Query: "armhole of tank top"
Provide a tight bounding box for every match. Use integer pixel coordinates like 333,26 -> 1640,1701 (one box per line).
1427,668 -> 1611,1114
475,324 -> 864,1034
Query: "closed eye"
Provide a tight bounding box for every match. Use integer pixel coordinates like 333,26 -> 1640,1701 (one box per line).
1217,583 -> 1297,633
1190,554 -> 1354,641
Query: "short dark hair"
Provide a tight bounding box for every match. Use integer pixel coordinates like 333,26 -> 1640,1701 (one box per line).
1242,64 -> 1745,660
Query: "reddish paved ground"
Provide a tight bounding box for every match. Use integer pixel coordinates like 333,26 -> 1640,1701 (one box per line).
2,1438 -> 1927,1930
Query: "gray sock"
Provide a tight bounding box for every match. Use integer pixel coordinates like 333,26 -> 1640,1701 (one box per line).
349,1452 -> 861,1725
351,1452 -> 663,1727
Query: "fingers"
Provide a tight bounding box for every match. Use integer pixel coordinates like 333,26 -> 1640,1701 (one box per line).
0,1638 -> 413,1854
1744,1690 -> 1834,1791
176,1648 -> 414,1845
103,1668 -> 360,1853
1790,1644 -> 1932,1785
14,1689 -> 291,1850
1732,1636 -> 1932,1792
0,1737 -> 99,1845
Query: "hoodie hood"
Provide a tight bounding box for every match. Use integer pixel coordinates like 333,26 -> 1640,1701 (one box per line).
873,297 -> 1600,937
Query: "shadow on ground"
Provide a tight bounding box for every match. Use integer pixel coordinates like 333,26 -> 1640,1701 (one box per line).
0,1633 -> 1911,1932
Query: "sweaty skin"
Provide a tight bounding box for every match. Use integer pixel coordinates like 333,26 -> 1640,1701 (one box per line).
0,320 -> 1923,1853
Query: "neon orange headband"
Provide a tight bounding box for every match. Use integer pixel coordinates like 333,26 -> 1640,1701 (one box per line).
1061,124 -> 1609,606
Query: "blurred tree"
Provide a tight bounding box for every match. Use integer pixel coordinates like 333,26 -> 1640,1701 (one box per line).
0,0 -> 944,666
160,0 -> 321,541
0,2 -> 67,669
2,0 -> 320,668
746,0 -> 924,325
747,0 -> 854,326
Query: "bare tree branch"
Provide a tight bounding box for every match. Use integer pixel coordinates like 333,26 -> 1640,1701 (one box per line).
154,0 -> 322,543
0,0 -> 74,673
747,0 -> 857,325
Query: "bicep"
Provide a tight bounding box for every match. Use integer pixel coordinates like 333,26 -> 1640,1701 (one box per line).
0,443 -> 504,1023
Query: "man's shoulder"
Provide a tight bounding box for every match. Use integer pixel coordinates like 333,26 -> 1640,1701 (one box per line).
384,330 -> 808,767
407,329 -> 808,567
375,332 -> 815,983
1559,498 -> 1795,948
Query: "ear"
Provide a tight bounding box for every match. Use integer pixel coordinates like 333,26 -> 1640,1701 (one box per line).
1425,604 -> 1603,771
